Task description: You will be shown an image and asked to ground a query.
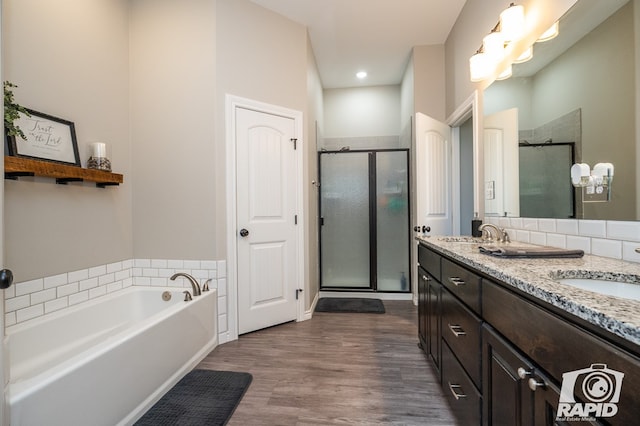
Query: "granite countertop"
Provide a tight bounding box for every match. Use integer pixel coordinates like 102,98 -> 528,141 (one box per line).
417,235 -> 640,348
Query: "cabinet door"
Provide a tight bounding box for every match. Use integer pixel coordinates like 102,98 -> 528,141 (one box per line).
427,278 -> 441,375
530,371 -> 601,426
483,325 -> 535,426
418,267 -> 428,349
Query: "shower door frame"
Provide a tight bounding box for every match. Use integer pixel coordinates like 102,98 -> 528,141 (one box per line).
318,148 -> 411,293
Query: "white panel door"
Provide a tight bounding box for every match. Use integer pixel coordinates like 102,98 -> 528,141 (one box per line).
484,108 -> 520,217
236,107 -> 298,334
416,112 -> 452,236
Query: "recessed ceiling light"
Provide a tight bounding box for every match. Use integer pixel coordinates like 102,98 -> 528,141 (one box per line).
356,71 -> 367,79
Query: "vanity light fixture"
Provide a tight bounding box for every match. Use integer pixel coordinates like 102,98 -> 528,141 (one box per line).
500,3 -> 525,42
538,21 -> 559,42
469,50 -> 491,82
468,3 -> 527,82
513,46 -> 533,64
496,65 -> 513,80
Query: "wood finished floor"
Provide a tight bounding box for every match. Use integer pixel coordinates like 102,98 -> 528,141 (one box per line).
197,300 -> 459,425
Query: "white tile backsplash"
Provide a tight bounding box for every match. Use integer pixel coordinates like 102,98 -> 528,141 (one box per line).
546,233 -> 567,248
591,239 -> 622,259
556,219 -> 579,235
578,220 -> 606,238
522,218 -> 538,230
5,258 -> 228,343
607,221 -> 640,242
538,218 -> 557,232
490,217 -> 640,264
566,236 -> 591,253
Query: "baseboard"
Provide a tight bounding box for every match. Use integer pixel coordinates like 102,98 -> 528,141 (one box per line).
302,292 -> 319,321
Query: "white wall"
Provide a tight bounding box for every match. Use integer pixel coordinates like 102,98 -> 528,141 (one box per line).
3,0 -> 132,281
323,85 -> 401,138
130,0 -> 217,260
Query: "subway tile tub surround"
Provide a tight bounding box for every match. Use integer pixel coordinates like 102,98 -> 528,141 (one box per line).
485,217 -> 640,263
5,259 -> 229,343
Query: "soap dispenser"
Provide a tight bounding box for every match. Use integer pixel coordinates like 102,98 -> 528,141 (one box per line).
472,213 -> 482,237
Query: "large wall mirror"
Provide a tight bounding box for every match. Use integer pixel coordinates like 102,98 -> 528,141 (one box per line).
483,0 -> 638,221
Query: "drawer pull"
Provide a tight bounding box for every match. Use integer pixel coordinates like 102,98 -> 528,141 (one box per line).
448,382 -> 467,400
448,277 -> 466,286
528,377 -> 546,392
422,275 -> 430,281
448,324 -> 466,337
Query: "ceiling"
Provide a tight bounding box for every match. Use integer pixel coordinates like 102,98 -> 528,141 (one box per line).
250,0 -> 467,89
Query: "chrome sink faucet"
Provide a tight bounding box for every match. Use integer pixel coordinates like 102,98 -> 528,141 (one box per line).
170,272 -> 202,296
479,223 -> 510,243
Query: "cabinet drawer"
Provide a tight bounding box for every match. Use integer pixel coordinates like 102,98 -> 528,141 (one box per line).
442,341 -> 482,425
483,281 -> 640,426
418,244 -> 441,281
442,258 -> 481,314
442,287 -> 482,388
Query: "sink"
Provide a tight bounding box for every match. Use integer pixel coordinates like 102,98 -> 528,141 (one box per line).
556,278 -> 640,301
437,236 -> 484,243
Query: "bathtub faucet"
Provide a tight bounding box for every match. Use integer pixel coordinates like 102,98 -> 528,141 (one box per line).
170,273 -> 202,296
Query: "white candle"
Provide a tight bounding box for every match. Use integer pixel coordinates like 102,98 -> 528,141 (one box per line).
91,142 -> 106,158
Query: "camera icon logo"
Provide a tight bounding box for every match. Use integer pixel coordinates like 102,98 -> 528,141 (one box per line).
557,363 -> 624,421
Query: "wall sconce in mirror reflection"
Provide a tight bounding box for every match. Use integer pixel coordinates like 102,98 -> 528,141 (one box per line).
571,162 -> 614,202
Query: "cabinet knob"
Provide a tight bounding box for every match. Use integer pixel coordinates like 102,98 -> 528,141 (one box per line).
422,275 -> 430,281
517,367 -> 532,380
528,377 -> 546,392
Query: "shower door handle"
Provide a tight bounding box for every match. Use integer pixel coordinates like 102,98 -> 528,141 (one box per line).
0,269 -> 13,289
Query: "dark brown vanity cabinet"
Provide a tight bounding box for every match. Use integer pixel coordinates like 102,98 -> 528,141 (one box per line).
417,242 -> 640,426
417,248 -> 442,375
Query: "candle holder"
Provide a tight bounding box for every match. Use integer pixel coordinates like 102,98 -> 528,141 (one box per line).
87,142 -> 112,172
87,156 -> 112,172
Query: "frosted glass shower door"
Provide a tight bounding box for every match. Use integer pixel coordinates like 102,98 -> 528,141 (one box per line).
320,153 -> 371,288
376,151 -> 410,291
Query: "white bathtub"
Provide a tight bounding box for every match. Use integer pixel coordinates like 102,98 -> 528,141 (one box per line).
7,286 -> 218,426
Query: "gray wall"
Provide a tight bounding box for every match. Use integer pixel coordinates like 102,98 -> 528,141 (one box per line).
4,0 -> 323,312
130,0 -> 217,260
3,0 -> 132,281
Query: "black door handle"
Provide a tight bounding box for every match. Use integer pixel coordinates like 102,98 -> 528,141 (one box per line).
239,229 -> 249,237
0,269 -> 13,289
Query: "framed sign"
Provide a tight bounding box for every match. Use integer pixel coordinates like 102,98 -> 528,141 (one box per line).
7,109 -> 81,166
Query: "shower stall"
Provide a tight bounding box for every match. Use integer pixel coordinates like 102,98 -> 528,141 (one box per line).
319,149 -> 410,292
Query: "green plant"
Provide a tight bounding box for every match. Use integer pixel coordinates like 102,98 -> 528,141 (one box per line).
4,81 -> 30,140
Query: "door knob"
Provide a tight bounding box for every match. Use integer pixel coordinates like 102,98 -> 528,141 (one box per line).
0,269 -> 13,289
239,228 -> 250,237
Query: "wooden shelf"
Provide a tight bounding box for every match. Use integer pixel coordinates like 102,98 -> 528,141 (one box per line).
4,156 -> 123,188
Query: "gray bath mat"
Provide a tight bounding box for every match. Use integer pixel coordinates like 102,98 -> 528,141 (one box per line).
134,369 -> 252,426
315,297 -> 385,313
